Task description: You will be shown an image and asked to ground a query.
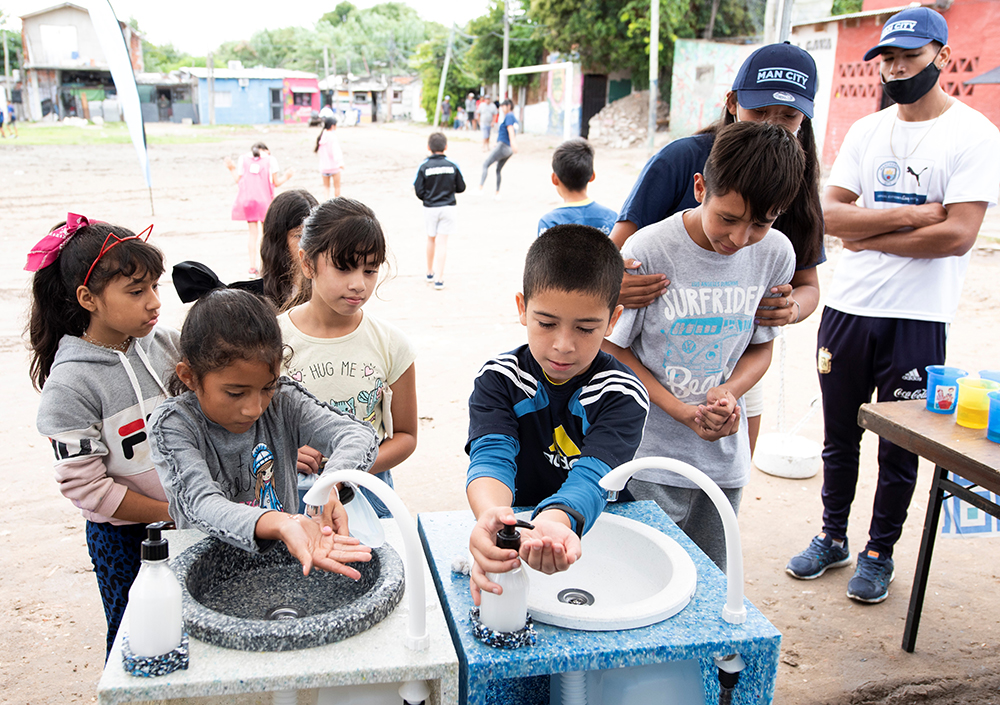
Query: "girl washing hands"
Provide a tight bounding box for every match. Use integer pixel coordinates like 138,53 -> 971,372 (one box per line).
27,215 -> 181,659
149,288 -> 377,577
279,198 -> 417,518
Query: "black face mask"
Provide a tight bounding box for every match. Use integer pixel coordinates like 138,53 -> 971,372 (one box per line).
881,53 -> 942,105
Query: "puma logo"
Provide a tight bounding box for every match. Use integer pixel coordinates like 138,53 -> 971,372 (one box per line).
906,166 -> 928,186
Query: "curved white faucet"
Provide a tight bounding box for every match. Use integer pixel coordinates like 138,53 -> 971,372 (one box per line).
599,457 -> 747,625
302,469 -> 431,650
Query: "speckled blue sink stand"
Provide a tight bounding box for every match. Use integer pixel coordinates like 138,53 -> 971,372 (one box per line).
417,501 -> 781,705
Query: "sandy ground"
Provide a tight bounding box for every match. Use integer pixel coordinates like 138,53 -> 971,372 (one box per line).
1,121 -> 999,705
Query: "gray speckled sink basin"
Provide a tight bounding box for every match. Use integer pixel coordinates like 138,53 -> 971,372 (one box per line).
172,537 -> 404,652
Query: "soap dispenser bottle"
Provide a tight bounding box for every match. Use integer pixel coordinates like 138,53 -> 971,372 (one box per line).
479,519 -> 534,632
127,521 -> 183,657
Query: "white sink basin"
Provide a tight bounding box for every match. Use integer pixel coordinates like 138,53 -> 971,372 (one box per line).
520,512 -> 697,631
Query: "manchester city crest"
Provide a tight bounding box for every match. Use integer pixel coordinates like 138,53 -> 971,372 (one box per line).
877,161 -> 900,186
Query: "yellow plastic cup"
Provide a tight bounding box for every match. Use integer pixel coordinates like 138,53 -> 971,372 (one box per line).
956,378 -> 1000,429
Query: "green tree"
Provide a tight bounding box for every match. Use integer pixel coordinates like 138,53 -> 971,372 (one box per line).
410,23 -> 478,123
831,0 -> 862,15
466,1 -> 544,87
0,10 -> 22,72
316,3 -> 428,76
530,0 -> 759,100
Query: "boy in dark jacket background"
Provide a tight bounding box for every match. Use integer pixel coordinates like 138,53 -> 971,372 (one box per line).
414,132 -> 466,290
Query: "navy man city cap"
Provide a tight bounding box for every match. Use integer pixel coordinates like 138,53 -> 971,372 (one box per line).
863,7 -> 948,61
731,43 -> 817,119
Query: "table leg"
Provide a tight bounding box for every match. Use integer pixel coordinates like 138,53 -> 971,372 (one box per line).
902,464 -> 947,653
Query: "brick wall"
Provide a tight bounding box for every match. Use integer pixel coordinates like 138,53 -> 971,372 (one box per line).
823,0 -> 1000,169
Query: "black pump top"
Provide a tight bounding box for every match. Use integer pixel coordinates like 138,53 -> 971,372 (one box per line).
142,521 -> 176,562
496,519 -> 535,550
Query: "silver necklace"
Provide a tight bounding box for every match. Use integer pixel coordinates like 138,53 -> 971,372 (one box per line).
889,97 -> 951,161
82,332 -> 132,353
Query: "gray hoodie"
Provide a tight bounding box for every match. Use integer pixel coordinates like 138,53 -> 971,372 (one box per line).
36,328 -> 181,524
150,378 -> 379,553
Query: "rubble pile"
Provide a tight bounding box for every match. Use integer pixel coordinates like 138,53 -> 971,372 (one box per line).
587,90 -> 669,149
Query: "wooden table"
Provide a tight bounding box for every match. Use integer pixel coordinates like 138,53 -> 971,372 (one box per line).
857,399 -> 1000,652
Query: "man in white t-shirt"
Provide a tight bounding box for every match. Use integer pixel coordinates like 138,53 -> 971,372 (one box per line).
787,7 -> 1000,604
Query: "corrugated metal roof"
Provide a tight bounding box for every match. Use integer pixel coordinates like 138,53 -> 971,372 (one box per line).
183,67 -> 317,80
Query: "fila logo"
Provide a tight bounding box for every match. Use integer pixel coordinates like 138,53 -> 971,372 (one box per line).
756,68 -> 808,89
901,368 -> 923,382
118,418 -> 148,460
882,20 -> 917,38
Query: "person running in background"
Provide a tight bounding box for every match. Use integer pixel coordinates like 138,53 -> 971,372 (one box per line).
479,99 -> 518,200
538,138 -> 617,236
225,143 -> 293,277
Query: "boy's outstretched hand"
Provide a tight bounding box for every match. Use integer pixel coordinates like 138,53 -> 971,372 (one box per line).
693,387 -> 741,441
278,513 -> 371,579
519,513 -> 581,575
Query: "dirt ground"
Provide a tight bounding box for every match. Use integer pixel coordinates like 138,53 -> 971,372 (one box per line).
1,120 -> 999,705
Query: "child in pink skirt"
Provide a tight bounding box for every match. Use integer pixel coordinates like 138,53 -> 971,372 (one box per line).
225,142 -> 293,276
314,118 -> 345,200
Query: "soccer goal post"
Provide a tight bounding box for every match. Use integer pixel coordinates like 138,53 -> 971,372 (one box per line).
499,62 -> 575,140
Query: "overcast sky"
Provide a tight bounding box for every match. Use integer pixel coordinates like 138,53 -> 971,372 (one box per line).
5,0 -> 491,55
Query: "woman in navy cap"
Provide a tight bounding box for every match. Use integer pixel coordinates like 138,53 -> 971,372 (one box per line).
611,42 -> 825,455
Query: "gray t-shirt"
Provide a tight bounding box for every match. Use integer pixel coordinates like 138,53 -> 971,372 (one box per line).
150,378 -> 378,552
607,211 -> 795,489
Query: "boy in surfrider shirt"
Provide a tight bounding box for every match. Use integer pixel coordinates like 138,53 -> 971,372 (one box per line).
466,225 -> 649,602
603,122 -> 801,570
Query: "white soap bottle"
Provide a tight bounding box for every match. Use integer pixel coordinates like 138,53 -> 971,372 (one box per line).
479,519 -> 533,633
127,521 -> 183,657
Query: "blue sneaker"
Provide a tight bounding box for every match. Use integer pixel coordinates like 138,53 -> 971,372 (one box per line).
847,550 -> 895,603
786,533 -> 851,579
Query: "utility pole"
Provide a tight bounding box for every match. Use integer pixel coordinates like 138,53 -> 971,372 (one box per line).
647,0 -> 659,154
778,0 -> 794,42
3,29 -> 11,108
323,46 -> 330,107
433,23 -> 455,127
207,52 -> 215,125
386,37 -> 395,123
499,0 -> 510,101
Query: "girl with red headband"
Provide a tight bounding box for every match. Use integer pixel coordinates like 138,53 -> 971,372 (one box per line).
25,215 -> 181,660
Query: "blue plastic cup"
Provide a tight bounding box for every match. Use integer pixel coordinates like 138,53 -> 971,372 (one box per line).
988,392 -> 1000,443
980,370 -> 1000,385
925,365 -> 967,414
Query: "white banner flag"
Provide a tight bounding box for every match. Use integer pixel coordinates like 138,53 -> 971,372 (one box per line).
86,0 -> 152,194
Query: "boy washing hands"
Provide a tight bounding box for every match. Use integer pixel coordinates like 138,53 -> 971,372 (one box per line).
466,225 -> 649,602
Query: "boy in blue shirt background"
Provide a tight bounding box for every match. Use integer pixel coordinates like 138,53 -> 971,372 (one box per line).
538,138 -> 617,236
466,225 -> 649,600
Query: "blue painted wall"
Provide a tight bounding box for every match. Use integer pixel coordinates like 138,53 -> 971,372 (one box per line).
196,78 -> 283,124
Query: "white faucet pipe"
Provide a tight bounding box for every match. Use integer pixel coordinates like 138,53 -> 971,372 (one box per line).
303,469 -> 430,650
559,671 -> 588,705
272,690 -> 297,705
599,457 -> 747,624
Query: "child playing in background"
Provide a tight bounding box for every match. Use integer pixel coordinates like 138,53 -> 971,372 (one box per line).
602,122 -> 801,570
479,99 -> 517,199
226,142 -> 294,277
149,288 -> 376,577
414,132 -> 466,290
538,137 -> 617,237
315,117 -> 345,200
466,225 -> 648,602
279,198 -> 418,518
27,214 -> 181,659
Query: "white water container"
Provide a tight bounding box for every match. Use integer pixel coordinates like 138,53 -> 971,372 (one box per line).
127,522 -> 183,657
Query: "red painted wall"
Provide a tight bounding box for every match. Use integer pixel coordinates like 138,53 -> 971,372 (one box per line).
823,0 -> 1000,168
